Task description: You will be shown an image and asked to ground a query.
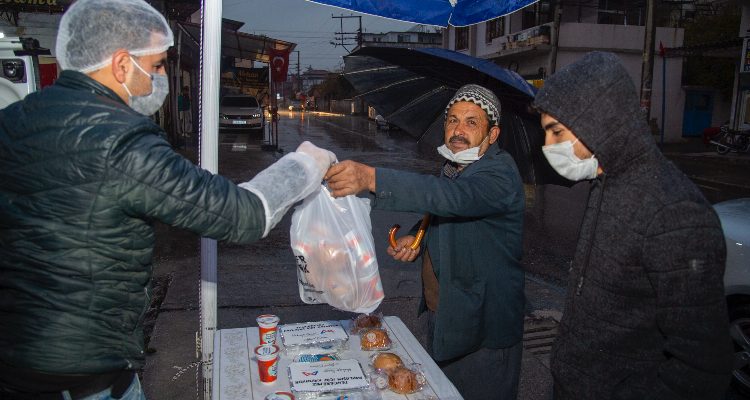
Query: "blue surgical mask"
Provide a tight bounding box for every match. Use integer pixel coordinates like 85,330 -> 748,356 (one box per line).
122,56 -> 169,116
542,139 -> 599,181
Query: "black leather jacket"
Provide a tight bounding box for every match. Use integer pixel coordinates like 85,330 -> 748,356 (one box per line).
0,71 -> 265,374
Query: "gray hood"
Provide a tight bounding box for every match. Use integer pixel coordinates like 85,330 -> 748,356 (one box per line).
533,52 -> 656,176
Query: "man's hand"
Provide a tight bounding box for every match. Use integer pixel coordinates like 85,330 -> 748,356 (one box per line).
296,141 -> 336,177
324,160 -> 376,197
387,235 -> 420,262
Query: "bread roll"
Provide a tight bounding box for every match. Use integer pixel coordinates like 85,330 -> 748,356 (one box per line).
373,352 -> 403,371
360,328 -> 390,350
388,366 -> 419,394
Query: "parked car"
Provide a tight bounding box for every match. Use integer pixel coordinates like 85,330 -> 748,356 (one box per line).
287,100 -> 302,111
715,198 -> 750,394
219,95 -> 264,134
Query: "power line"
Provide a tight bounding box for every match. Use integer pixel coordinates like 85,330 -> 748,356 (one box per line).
330,14 -> 362,53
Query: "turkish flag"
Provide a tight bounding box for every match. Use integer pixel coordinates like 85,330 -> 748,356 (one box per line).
268,47 -> 290,82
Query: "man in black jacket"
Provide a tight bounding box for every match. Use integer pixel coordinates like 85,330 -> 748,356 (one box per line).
0,0 -> 334,398
534,51 -> 733,399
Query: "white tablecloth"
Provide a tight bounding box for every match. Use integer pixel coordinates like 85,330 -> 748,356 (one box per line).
212,316 -> 463,400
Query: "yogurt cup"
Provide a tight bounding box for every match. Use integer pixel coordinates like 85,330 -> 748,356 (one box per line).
265,391 -> 295,400
257,314 -> 280,345
254,344 -> 281,383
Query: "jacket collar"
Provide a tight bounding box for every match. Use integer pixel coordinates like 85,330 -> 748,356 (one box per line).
55,70 -> 127,106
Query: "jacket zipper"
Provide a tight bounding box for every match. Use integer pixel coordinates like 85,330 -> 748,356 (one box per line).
576,173 -> 607,296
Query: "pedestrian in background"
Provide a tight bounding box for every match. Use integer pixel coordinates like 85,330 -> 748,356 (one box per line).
326,84 -> 526,400
0,0 -> 335,398
177,85 -> 192,135
534,51 -> 732,399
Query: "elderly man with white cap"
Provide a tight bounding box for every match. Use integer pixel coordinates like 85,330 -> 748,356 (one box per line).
0,0 -> 335,398
326,84 -> 526,399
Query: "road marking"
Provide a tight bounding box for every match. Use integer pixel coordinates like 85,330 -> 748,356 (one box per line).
697,184 -> 720,192
311,115 -> 379,140
526,274 -> 566,294
523,316 -> 558,355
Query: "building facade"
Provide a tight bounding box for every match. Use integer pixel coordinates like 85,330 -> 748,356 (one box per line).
441,1 -> 721,142
358,27 -> 442,50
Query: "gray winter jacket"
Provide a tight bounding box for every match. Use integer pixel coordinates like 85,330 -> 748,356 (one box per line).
0,71 -> 266,375
534,52 -> 732,400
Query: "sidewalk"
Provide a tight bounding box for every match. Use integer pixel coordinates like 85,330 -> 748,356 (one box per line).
661,137 -> 750,167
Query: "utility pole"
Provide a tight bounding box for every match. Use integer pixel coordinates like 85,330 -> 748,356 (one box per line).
330,14 -> 362,53
290,50 -> 300,95
639,0 -> 656,124
297,51 -> 301,95
548,1 -> 562,76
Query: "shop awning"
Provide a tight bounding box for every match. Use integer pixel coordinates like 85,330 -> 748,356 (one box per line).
177,22 -> 295,63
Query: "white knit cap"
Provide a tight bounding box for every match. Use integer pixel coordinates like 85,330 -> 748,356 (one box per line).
445,84 -> 501,126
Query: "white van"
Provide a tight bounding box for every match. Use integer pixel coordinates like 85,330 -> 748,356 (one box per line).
0,36 -> 41,110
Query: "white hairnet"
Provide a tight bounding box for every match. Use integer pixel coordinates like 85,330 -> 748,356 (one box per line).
56,0 -> 174,73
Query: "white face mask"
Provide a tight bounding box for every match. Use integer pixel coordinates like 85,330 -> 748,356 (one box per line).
542,139 -> 599,181
437,135 -> 489,166
122,56 -> 169,116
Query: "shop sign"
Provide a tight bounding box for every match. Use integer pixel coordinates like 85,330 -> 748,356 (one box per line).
234,67 -> 268,89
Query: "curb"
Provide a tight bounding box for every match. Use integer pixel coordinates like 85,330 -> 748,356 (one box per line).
663,152 -> 750,167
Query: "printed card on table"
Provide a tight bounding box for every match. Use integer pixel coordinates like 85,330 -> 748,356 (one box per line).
279,321 -> 348,346
289,359 -> 369,392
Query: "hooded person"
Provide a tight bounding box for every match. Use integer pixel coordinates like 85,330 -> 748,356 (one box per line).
325,84 -> 526,400
0,0 -> 335,398
534,51 -> 733,400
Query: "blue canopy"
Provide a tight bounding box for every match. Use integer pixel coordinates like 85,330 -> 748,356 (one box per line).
307,0 -> 538,27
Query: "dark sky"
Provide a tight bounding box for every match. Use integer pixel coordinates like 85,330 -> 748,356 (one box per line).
222,0 -> 420,71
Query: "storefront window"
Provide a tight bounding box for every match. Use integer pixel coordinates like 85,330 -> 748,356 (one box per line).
598,0 -> 645,25
486,17 -> 505,43
455,26 -> 469,50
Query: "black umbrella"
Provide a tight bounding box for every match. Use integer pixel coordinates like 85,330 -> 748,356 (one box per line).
342,46 -> 570,186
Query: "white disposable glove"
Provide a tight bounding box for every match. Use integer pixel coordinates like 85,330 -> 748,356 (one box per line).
296,141 -> 337,181
239,141 -> 337,237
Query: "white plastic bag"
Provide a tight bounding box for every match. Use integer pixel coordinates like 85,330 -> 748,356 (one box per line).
290,185 -> 384,313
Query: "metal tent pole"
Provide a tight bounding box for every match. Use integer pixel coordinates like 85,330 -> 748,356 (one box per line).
199,0 -> 221,398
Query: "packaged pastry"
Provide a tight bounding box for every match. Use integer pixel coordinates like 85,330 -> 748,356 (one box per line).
279,321 -> 349,356
387,365 -> 427,394
350,313 -> 382,334
370,352 -> 403,372
359,328 -> 391,351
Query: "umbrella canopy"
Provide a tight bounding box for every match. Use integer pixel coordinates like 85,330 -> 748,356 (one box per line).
307,0 -> 538,27
342,46 -> 569,186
